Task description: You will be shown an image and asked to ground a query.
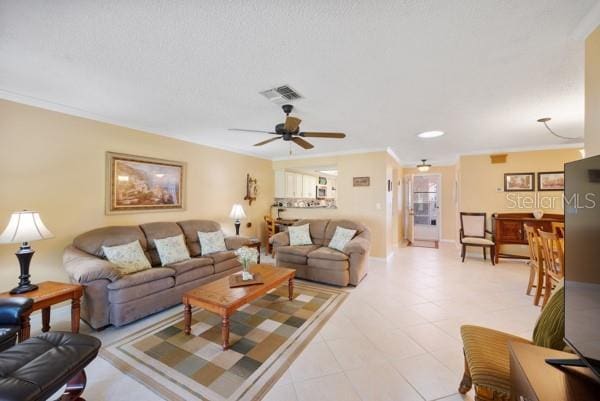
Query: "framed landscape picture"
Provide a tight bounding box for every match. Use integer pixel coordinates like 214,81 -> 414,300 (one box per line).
106,152 -> 186,214
538,171 -> 564,191
353,176 -> 370,187
504,172 -> 534,192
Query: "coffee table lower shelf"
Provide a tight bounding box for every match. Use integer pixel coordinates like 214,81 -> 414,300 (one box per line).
182,265 -> 295,350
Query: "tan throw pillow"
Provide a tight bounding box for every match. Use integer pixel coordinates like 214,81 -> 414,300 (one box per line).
328,226 -> 357,252
154,234 -> 191,266
198,231 -> 227,255
289,224 -> 312,246
102,240 -> 151,275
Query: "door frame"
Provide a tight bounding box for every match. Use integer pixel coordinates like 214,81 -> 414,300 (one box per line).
410,172 -> 442,242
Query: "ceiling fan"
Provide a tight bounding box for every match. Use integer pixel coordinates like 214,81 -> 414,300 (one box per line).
228,104 -> 346,149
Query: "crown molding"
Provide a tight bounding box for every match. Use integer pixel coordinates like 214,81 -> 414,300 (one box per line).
570,2 -> 600,41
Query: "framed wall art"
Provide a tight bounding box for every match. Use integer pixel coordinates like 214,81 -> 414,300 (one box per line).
106,152 -> 186,214
537,171 -> 564,191
504,172 -> 534,192
353,177 -> 370,187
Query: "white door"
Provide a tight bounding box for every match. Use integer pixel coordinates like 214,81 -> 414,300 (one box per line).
412,174 -> 441,241
403,176 -> 414,244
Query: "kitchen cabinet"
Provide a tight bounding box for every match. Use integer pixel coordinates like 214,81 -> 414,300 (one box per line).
276,171 -> 320,199
274,170 -> 286,198
303,175 -> 317,198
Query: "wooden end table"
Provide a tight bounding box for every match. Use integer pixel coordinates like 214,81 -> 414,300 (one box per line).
0,281 -> 83,342
182,264 -> 294,350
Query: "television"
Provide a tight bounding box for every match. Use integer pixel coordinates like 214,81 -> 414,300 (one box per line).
562,154 -> 600,379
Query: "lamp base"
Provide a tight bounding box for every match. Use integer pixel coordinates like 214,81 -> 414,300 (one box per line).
9,283 -> 38,295
11,243 -> 37,295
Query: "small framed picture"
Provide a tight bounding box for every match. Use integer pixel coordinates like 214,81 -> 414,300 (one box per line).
537,171 -> 564,191
353,177 -> 370,187
504,172 -> 534,192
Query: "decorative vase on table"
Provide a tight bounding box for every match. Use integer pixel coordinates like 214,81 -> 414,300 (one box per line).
235,246 -> 259,281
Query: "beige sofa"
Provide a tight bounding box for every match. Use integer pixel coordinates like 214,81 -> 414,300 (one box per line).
63,220 -> 248,329
271,219 -> 371,286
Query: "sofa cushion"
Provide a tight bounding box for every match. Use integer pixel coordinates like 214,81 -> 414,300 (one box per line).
108,277 -> 175,304
198,231 -> 227,255
154,234 -> 191,266
308,247 -> 349,261
214,257 -> 241,273
102,240 -> 151,275
277,245 -> 320,265
177,220 -> 222,256
107,267 -> 175,290
307,258 -> 349,271
167,257 -> 213,275
293,220 -> 329,246
139,222 -> 185,266
277,245 -> 320,257
206,250 -> 237,264
175,265 -> 215,285
73,226 -> 148,258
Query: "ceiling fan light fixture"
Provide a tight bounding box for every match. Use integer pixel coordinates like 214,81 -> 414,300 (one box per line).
417,130 -> 445,139
417,159 -> 432,172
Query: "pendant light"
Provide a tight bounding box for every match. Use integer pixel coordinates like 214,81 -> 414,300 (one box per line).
417,159 -> 431,172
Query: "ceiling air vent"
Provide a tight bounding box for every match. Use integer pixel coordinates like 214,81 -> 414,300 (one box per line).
260,85 -> 303,104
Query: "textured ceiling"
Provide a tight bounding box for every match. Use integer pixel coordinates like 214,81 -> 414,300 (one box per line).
0,1 -> 596,163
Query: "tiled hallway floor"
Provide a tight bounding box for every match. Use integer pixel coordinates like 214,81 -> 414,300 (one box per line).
41,243 -> 540,401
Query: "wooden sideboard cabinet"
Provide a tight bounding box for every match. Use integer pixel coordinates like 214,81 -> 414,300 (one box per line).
492,212 -> 564,264
509,342 -> 599,401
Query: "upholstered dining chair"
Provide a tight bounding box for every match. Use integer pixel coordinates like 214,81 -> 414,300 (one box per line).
459,212 -> 496,265
538,229 -> 564,308
459,284 -> 565,401
264,215 -> 276,256
524,225 -> 545,306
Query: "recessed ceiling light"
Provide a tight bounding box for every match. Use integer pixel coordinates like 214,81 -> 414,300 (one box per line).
417,131 -> 445,138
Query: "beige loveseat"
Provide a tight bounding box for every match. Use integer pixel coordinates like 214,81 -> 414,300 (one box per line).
63,220 -> 247,329
271,219 -> 371,286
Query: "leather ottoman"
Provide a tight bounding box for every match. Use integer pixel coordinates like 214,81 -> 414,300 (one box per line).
0,332 -> 101,401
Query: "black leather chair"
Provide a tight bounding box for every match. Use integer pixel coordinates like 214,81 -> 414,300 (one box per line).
0,298 -> 102,401
0,298 -> 33,352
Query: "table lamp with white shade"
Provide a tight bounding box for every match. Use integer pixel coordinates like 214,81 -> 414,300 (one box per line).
229,204 -> 246,236
0,210 -> 54,294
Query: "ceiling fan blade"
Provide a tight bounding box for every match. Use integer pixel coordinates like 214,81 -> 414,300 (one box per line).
253,137 -> 282,147
284,117 -> 302,132
299,132 -> 346,138
228,128 -> 277,134
291,137 -> 314,149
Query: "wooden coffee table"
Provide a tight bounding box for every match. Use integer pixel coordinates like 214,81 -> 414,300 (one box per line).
183,264 -> 295,350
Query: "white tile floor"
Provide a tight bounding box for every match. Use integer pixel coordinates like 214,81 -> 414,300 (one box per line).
39,243 -> 541,401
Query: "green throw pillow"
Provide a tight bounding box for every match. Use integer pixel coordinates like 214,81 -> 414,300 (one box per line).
532,285 -> 565,350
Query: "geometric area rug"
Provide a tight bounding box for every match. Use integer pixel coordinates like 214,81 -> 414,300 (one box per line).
101,281 -> 348,401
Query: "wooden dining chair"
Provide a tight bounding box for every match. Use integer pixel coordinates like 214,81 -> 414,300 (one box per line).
551,221 -> 565,238
459,212 -> 496,265
524,225 -> 544,305
264,215 -> 276,256
538,229 -> 564,308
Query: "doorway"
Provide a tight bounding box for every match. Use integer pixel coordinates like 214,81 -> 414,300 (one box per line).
406,173 -> 441,248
